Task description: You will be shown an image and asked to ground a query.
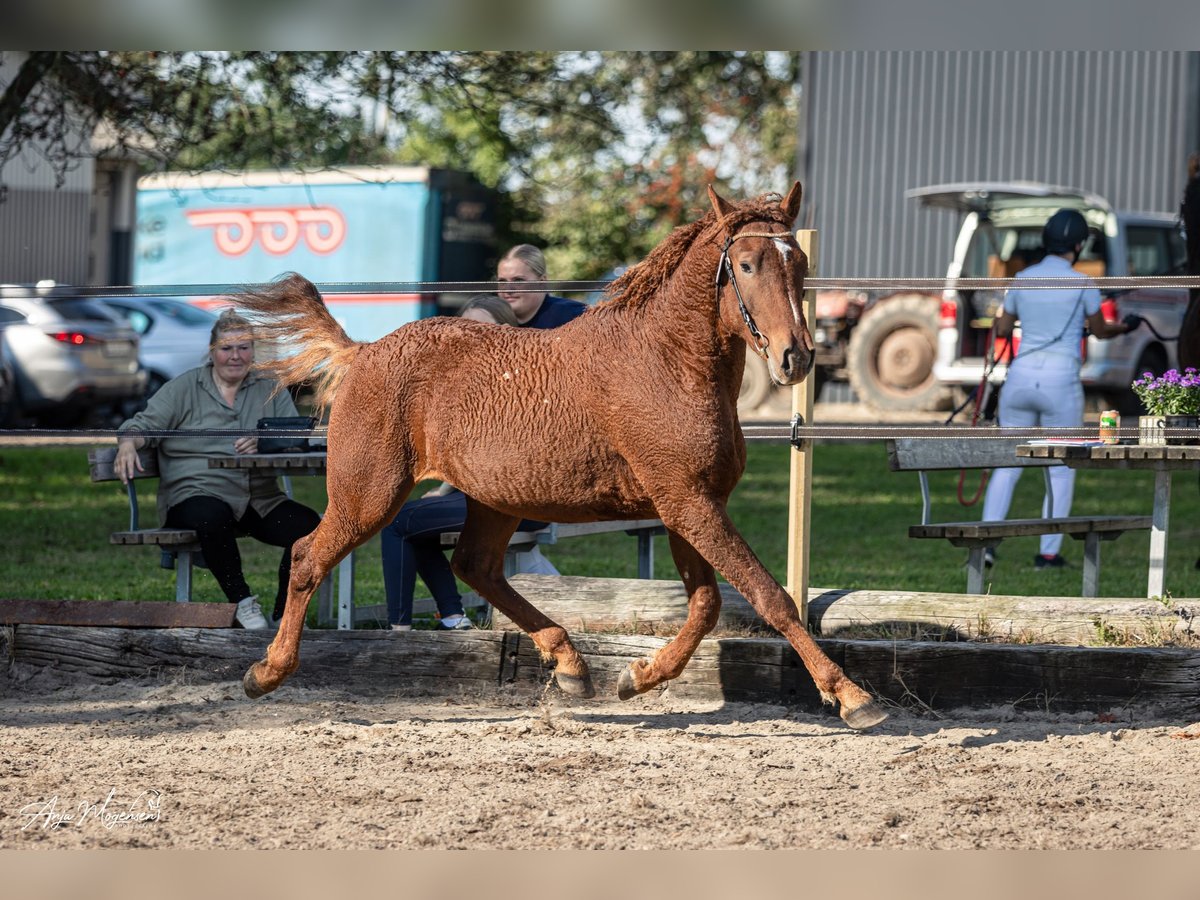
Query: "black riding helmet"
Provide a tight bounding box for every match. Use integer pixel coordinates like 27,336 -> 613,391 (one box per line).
1042,208 -> 1090,254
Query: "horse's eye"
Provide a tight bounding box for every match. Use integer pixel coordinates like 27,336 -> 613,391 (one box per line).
739,262 -> 753,274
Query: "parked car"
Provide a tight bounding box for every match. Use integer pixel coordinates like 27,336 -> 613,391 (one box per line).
0,284 -> 146,426
97,296 -> 216,405
0,335 -> 16,426
912,182 -> 1189,414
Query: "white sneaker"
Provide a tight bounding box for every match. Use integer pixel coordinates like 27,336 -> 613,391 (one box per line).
235,596 -> 269,630
439,614 -> 474,630
390,624 -> 412,632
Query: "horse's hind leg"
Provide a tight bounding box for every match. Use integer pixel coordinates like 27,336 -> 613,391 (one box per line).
617,529 -> 722,700
243,469 -> 415,699
451,501 -> 594,699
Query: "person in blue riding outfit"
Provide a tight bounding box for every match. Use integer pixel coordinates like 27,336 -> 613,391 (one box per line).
980,208 -> 1141,570
380,282 -> 585,631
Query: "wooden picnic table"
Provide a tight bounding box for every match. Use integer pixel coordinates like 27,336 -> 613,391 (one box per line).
1016,443 -> 1200,598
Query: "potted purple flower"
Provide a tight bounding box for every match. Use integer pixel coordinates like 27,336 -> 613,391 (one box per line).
1131,368 -> 1200,445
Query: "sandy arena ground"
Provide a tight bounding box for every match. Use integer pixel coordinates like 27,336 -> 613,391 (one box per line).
4,661 -> 1200,850
4,394 -> 1190,851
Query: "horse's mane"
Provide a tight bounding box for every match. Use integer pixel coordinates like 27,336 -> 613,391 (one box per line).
601,192 -> 793,311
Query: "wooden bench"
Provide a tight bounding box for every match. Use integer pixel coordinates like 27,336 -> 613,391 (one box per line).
440,518 -> 666,578
88,447 -> 333,612
330,519 -> 666,628
885,437 -> 1151,596
88,446 -> 203,602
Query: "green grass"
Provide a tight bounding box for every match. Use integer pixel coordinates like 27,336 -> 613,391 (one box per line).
3,442 -> 1199,614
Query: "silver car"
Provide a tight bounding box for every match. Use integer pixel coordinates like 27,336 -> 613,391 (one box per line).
0,337 -> 15,426
97,297 -> 216,402
0,285 -> 146,426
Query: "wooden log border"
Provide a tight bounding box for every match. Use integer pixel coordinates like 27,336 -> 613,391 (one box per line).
500,575 -> 1200,646
6,624 -> 1200,716
0,598 -> 235,628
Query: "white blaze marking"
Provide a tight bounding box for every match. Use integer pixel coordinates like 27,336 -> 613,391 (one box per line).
775,240 -> 801,324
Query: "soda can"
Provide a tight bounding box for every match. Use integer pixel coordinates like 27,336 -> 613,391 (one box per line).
1099,410 -> 1120,444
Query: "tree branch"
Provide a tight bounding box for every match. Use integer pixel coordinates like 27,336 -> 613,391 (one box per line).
0,51 -> 60,141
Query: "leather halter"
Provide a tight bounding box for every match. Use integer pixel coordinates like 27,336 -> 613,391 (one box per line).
715,229 -> 799,360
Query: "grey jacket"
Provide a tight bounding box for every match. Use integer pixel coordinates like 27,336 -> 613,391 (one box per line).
118,364 -> 301,524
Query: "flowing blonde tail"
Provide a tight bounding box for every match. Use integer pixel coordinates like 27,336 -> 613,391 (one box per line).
234,272 -> 362,413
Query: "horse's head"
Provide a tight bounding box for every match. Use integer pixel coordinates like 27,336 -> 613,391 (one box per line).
709,182 -> 814,386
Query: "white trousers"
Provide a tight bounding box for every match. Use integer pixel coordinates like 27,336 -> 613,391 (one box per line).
981,353 -> 1084,556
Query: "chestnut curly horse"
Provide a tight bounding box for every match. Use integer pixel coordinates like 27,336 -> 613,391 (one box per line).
236,183 -> 887,731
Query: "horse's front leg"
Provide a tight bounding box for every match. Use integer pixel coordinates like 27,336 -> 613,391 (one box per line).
617,529 -> 722,699
452,501 -> 594,698
652,496 -> 887,731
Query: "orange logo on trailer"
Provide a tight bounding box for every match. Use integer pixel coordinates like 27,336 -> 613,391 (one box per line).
185,207 -> 347,257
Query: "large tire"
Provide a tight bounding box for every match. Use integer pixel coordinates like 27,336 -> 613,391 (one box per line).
846,294 -> 947,412
810,363 -> 830,403
737,351 -> 774,415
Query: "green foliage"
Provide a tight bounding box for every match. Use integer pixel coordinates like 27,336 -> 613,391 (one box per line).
1,50 -> 800,281
3,441 -> 1198,617
523,51 -> 801,280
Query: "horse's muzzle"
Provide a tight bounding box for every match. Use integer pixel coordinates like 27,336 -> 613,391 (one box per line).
772,340 -> 815,385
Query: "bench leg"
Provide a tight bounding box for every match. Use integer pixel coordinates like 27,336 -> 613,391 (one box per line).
315,576 -> 335,627
637,531 -> 654,579
1081,533 -> 1101,598
1149,469 -> 1172,599
174,549 -> 194,603
964,545 -> 986,594
336,552 -> 356,631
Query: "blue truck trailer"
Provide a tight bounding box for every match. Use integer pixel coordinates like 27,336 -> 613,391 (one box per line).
134,166 -> 497,340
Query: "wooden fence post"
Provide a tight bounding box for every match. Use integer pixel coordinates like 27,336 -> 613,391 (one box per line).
787,229 -> 818,619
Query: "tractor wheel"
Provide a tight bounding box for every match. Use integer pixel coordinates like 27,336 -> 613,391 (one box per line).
846,294 -> 948,412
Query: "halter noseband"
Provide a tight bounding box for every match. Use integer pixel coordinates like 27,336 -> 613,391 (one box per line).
715,229 -> 798,360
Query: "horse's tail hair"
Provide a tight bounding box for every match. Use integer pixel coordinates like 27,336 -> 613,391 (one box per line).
235,272 -> 362,413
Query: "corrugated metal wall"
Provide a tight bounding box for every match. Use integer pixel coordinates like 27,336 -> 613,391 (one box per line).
1,53 -> 98,284
801,51 -> 1199,279
0,187 -> 91,284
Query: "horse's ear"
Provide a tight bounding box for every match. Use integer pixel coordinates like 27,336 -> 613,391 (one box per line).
708,185 -> 735,235
780,181 -> 803,222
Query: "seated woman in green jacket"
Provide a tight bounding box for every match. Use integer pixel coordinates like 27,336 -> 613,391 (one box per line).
113,309 -> 321,629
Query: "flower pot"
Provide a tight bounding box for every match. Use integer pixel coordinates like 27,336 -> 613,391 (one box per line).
1138,414 -> 1200,446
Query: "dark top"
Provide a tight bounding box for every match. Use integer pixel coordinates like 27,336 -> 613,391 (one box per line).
522,294 -> 587,330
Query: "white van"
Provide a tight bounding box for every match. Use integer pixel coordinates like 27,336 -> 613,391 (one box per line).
914,182 -> 1188,412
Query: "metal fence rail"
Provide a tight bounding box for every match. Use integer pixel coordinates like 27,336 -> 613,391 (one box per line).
9,274 -> 1200,300
1,422 -> 1181,445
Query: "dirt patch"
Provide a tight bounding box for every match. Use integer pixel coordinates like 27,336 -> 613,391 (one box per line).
4,663 -> 1200,850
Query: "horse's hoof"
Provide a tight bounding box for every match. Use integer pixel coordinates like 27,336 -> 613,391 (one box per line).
617,666 -> 639,701
555,670 -> 595,699
242,663 -> 271,699
841,699 -> 888,731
